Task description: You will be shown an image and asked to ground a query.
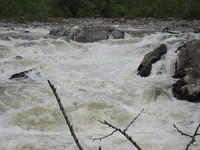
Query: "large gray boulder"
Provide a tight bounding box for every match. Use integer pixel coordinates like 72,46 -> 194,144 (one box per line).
71,25 -> 125,43
137,44 -> 167,77
173,40 -> 200,102
49,25 -> 125,43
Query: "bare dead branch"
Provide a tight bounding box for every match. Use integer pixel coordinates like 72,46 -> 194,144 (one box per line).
99,120 -> 143,150
193,123 -> 200,136
124,109 -> 144,132
92,109 -> 144,150
174,123 -> 200,150
91,129 -> 117,141
48,80 -> 84,150
173,124 -> 192,138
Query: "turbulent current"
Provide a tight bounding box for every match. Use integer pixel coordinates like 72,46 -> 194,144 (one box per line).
0,23 -> 200,150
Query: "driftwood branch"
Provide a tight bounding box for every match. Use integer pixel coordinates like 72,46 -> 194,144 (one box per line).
48,80 -> 84,150
92,109 -> 144,150
174,123 -> 200,150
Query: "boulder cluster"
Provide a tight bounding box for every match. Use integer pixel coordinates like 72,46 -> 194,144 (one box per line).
9,24 -> 200,102
137,40 -> 200,102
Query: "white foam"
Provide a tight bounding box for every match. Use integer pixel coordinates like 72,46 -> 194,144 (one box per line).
0,26 -> 200,150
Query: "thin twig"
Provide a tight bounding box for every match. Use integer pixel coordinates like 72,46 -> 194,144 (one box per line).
174,123 -> 200,150
193,123 -> 200,136
48,80 -> 84,150
173,124 -> 192,138
91,128 -> 117,141
124,109 -> 144,132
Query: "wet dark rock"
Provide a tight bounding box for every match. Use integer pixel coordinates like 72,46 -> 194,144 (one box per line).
137,44 -> 167,77
9,69 -> 32,80
15,56 -> 23,60
172,40 -> 200,102
24,30 -> 30,33
194,27 -> 200,33
172,79 -> 200,102
110,29 -> 125,39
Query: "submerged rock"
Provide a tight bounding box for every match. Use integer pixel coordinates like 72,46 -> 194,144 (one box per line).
172,40 -> 200,102
137,44 -> 167,77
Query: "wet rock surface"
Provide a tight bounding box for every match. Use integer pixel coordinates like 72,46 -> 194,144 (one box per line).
137,44 -> 167,77
0,33 -> 42,41
9,69 -> 32,80
15,56 -> 23,60
173,40 -> 200,102
49,27 -> 71,37
49,25 -> 125,43
164,20 -> 200,33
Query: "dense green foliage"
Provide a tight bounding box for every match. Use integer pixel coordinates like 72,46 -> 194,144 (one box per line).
0,0 -> 200,19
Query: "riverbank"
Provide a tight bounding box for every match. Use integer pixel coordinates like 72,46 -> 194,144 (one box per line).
1,18 -> 200,33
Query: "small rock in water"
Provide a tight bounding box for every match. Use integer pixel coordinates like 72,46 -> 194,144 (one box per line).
15,56 -> 23,60
9,69 -> 32,80
24,30 -> 30,33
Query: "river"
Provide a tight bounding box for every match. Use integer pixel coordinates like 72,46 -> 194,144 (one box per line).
0,22 -> 200,150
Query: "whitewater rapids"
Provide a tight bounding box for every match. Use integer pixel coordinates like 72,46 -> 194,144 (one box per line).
0,23 -> 200,150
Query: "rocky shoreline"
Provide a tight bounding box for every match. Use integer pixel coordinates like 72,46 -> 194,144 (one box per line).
0,18 -> 200,31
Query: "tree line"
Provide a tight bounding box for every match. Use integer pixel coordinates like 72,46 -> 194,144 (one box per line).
0,0 -> 200,19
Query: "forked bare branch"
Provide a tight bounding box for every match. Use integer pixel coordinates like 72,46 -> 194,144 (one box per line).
174,123 -> 200,150
173,124 -> 192,138
92,109 -> 144,150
